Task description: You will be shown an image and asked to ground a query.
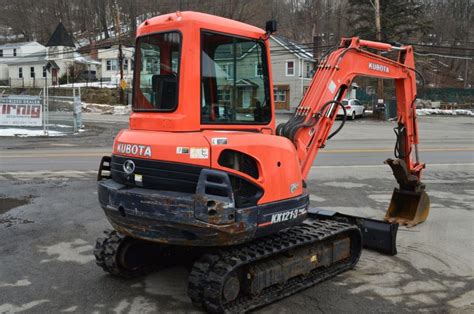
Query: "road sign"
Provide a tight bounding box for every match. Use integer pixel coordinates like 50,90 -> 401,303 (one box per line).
120,79 -> 128,90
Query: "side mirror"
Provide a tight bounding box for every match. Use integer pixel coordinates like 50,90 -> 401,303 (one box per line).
265,20 -> 277,34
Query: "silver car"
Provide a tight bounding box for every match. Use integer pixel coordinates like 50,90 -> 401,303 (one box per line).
337,98 -> 365,120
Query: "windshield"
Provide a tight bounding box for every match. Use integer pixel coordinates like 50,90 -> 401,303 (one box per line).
201,31 -> 271,124
133,32 -> 181,111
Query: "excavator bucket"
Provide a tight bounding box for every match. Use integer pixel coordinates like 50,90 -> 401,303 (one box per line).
384,158 -> 430,227
385,188 -> 430,227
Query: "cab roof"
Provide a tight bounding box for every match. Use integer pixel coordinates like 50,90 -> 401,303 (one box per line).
137,11 -> 266,39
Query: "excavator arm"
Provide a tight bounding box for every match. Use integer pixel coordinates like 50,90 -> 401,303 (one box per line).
278,37 -> 429,227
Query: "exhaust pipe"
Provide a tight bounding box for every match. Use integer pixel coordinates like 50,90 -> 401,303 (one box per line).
384,158 -> 430,227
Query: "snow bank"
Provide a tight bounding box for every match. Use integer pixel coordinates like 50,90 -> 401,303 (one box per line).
58,81 -> 118,89
82,103 -> 131,115
417,108 -> 474,116
0,128 -> 67,137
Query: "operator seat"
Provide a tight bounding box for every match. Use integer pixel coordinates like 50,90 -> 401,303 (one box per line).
152,74 -> 177,110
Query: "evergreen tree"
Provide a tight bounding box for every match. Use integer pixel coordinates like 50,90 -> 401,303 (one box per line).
348,0 -> 432,42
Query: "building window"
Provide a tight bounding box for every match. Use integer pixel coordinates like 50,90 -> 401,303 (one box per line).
30,67 -> 35,78
0,50 -> 3,57
106,59 -> 118,71
123,59 -> 129,71
13,49 -> 17,57
255,63 -> 263,77
286,60 -> 295,76
274,89 -> 287,102
19,67 -> 23,78
306,62 -> 312,78
221,63 -> 235,80
217,89 -> 231,103
43,66 -> 47,78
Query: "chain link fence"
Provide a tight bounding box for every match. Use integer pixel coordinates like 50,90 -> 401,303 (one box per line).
0,87 -> 82,136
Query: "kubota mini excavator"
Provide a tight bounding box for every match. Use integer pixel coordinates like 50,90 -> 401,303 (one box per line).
94,11 -> 430,312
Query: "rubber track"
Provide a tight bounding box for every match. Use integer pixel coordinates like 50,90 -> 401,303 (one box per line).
188,219 -> 361,313
94,229 -> 151,279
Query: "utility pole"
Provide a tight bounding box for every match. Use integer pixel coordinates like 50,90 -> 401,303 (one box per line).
374,0 -> 382,43
464,59 -> 470,89
313,35 -> 322,62
119,44 -> 124,103
372,0 -> 384,118
114,0 -> 125,104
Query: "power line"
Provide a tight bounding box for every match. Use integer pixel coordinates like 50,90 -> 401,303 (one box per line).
408,43 -> 474,51
414,52 -> 472,60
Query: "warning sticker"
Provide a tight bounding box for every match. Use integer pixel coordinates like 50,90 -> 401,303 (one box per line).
190,147 -> 209,159
211,137 -> 228,145
328,80 -> 337,94
176,147 -> 190,154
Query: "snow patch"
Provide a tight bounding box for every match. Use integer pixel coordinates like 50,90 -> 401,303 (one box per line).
61,306 -> 79,312
0,300 -> 49,313
0,279 -> 31,288
58,81 -> 118,89
112,297 -> 157,314
0,128 -> 67,137
38,239 -> 94,265
417,109 -> 474,116
82,103 -> 131,115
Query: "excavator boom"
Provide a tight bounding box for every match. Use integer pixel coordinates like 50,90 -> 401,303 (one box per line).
278,37 -> 429,227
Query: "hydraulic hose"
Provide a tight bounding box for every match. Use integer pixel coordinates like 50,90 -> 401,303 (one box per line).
322,100 -> 346,140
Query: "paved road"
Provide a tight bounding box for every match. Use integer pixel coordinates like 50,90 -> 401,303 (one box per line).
0,115 -> 473,313
1,116 -> 473,171
1,147 -> 473,172
0,165 -> 472,313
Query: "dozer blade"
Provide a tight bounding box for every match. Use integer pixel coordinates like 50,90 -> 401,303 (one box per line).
385,188 -> 430,227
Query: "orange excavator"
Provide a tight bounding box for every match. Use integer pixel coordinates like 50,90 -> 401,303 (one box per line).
94,11 -> 430,312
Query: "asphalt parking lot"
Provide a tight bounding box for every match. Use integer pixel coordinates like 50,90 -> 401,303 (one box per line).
0,115 -> 473,313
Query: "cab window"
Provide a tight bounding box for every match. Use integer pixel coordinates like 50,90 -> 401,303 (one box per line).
201,31 -> 271,124
133,32 -> 181,111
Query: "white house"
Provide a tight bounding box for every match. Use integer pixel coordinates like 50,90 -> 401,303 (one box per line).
0,23 -> 99,87
0,42 -> 46,84
97,46 -> 134,84
270,35 -> 316,112
6,57 -> 59,88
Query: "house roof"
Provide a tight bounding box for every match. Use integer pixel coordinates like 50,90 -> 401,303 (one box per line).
46,60 -> 60,69
0,54 -> 47,65
46,22 -> 76,48
271,35 -> 314,61
1,51 -> 99,66
235,78 -> 258,88
0,41 -> 41,49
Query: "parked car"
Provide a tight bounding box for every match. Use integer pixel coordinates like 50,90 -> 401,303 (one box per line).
337,98 -> 365,120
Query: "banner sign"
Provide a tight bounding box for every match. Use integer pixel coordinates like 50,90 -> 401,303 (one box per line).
0,96 -> 42,126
